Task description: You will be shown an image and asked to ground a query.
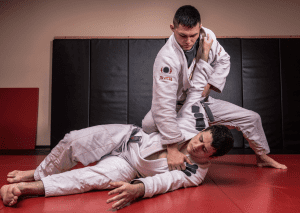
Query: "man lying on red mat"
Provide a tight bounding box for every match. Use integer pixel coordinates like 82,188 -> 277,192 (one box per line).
1,124 -> 233,209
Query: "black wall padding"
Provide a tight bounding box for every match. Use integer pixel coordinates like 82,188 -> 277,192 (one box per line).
128,39 -> 165,126
280,39 -> 300,149
51,38 -> 300,153
242,39 -> 282,149
90,40 -> 128,126
210,38 -> 244,148
51,39 -> 90,149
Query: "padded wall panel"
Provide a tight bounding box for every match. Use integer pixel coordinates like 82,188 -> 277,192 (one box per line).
51,40 -> 90,149
280,39 -> 300,149
210,38 -> 244,148
90,40 -> 128,126
128,39 -> 165,126
0,88 -> 39,149
242,39 -> 282,149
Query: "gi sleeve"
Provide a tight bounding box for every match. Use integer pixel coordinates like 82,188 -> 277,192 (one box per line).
198,30 -> 231,93
135,164 -> 208,198
151,53 -> 185,145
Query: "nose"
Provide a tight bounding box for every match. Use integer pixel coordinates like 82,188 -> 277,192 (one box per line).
186,37 -> 191,44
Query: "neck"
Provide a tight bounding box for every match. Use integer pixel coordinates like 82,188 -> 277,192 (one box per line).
178,140 -> 190,154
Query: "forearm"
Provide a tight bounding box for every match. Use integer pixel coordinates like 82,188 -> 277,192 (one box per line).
136,169 -> 205,198
167,143 -> 179,152
200,50 -> 210,62
206,48 -> 230,93
151,60 -> 185,145
199,33 -> 230,93
151,91 -> 185,145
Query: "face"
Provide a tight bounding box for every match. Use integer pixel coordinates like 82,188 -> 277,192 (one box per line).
170,23 -> 202,51
187,130 -> 216,162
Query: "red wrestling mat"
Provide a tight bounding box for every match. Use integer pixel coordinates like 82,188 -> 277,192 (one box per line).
0,88 -> 39,149
0,154 -> 299,213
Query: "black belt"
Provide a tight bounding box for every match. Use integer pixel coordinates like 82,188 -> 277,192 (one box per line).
200,96 -> 215,122
177,97 -> 215,122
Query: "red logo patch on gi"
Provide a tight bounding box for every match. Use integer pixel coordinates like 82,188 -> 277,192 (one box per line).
161,66 -> 172,74
159,76 -> 172,81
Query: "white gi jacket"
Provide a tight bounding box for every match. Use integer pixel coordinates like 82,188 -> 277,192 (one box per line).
125,57 -> 211,198
143,27 -> 230,145
36,56 -> 211,198
126,130 -> 209,198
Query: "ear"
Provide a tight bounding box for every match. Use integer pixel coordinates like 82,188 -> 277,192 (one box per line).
170,24 -> 175,32
199,23 -> 203,29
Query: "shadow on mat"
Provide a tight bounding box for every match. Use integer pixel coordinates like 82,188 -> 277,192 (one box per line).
211,161 -> 256,168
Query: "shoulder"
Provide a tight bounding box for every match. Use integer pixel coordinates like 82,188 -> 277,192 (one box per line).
154,35 -> 182,69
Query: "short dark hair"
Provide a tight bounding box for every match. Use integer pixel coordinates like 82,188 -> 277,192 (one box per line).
204,125 -> 234,158
173,5 -> 201,28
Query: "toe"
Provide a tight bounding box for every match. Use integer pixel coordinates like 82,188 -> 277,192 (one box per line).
7,177 -> 21,184
7,178 -> 16,183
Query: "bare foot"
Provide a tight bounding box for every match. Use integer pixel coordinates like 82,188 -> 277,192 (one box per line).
7,170 -> 35,183
256,154 -> 287,169
1,181 -> 45,207
0,184 -> 21,206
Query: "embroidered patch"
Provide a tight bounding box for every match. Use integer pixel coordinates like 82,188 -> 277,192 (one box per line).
181,163 -> 199,177
191,105 -> 206,131
159,76 -> 172,81
194,113 -> 204,118
192,105 -> 199,113
161,66 -> 172,74
129,136 -> 141,142
196,118 -> 205,128
196,127 -> 205,131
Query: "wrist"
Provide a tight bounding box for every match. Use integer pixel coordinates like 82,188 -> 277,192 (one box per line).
137,183 -> 145,198
167,143 -> 179,152
200,53 -> 209,62
132,180 -> 145,198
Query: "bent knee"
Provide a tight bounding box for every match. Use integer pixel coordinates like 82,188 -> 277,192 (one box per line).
142,120 -> 158,134
250,111 -> 261,121
142,112 -> 158,134
245,110 -> 262,126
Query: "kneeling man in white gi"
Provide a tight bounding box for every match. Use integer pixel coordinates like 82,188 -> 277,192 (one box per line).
0,35 -> 234,210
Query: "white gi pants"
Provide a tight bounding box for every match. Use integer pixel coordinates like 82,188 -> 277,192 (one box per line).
206,96 -> 270,155
34,124 -> 138,197
143,97 -> 270,155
